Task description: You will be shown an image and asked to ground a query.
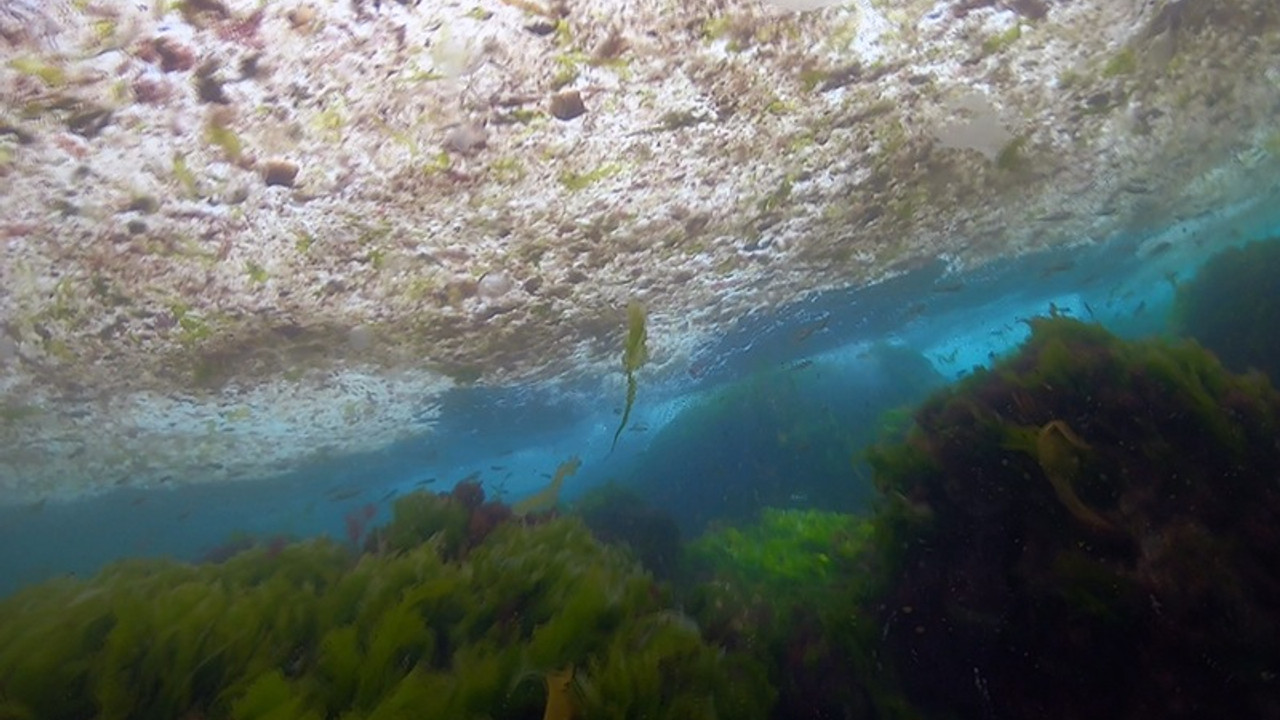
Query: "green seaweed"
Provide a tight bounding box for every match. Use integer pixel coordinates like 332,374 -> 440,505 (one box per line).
244,260 -> 268,284
558,163 -> 621,191
7,57 -> 66,87
611,301 -> 648,452
231,670 -> 321,720
981,24 -> 1022,55
682,508 -> 904,719
996,135 -> 1028,171
203,118 -> 244,162
865,316 -> 1280,718
1102,47 -> 1137,77
1001,420 -> 1115,532
172,152 -> 199,197
0,507 -> 771,720
512,456 -> 580,516
378,491 -> 470,556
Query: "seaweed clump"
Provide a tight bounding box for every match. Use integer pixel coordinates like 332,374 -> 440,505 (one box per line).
682,509 -> 910,720
1175,236 -> 1280,383
0,487 -> 772,720
867,316 -> 1280,719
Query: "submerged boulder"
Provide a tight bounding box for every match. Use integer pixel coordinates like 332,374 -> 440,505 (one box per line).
868,317 -> 1280,719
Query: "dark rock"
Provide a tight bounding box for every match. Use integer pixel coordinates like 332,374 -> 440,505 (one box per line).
549,90 -> 586,121
262,159 -> 298,187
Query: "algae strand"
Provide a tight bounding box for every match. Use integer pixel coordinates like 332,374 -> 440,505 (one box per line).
611,301 -> 648,452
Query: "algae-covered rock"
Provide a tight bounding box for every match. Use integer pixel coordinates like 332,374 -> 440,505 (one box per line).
867,317 -> 1280,719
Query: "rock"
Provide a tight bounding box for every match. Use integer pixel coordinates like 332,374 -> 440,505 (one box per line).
263,160 -> 299,187
443,122 -> 488,155
477,272 -> 513,300
549,91 -> 586,121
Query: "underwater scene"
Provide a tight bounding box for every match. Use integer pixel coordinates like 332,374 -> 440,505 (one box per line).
3,0 -> 1280,718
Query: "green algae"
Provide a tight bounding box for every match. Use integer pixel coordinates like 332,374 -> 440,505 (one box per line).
981,24 -> 1022,55
203,117 -> 244,162
611,301 -> 648,452
558,162 -> 622,191
1102,47 -> 1137,77
0,493 -> 772,720
7,57 -> 66,87
512,456 -> 580,516
682,508 -> 906,719
865,316 -> 1280,718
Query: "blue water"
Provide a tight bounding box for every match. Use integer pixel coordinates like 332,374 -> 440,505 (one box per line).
2,197 -> 1278,596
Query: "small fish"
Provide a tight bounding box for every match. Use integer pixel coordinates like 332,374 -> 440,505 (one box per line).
628,423 -> 649,432
456,470 -> 481,485
1133,300 -> 1147,317
791,317 -> 829,344
380,488 -> 398,501
937,348 -> 959,364
1083,301 -> 1096,320
688,357 -> 710,379
414,477 -> 438,486
932,281 -> 966,294
490,465 -> 506,471
787,359 -> 814,372
1038,259 -> 1075,278
327,487 -> 362,501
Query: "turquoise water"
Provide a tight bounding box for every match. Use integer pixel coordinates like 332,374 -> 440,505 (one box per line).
3,197 -> 1277,593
